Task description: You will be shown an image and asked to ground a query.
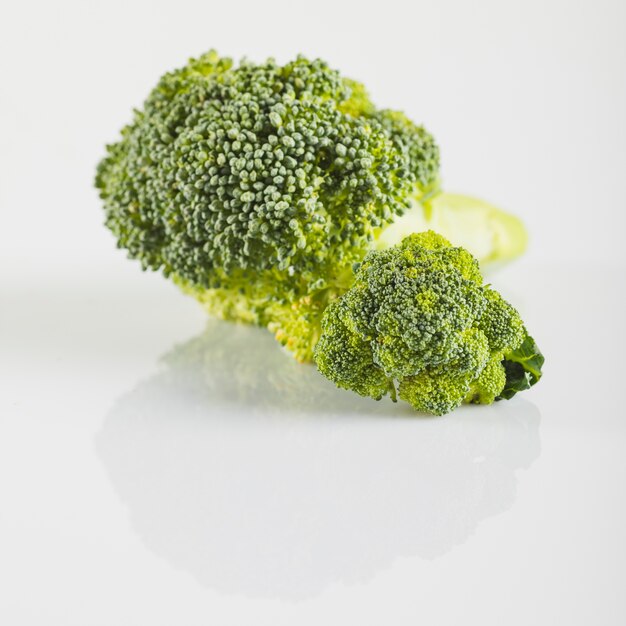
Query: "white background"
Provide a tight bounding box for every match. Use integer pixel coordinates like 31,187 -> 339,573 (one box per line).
1,1 -> 625,624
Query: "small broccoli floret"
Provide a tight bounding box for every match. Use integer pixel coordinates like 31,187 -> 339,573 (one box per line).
314,232 -> 543,415
464,354 -> 507,405
313,297 -> 393,400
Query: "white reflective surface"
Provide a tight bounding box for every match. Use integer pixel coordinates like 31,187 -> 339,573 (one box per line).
97,322 -> 541,600
1,265 -> 625,624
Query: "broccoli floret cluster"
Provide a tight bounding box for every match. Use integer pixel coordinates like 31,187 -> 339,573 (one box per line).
95,50 -> 543,412
314,232 -> 543,415
96,51 -> 439,307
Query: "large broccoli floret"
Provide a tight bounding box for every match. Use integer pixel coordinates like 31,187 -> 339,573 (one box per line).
96,52 -> 437,300
314,232 -> 543,415
96,50 -> 528,362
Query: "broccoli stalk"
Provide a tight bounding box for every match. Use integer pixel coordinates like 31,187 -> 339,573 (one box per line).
376,192 -> 528,267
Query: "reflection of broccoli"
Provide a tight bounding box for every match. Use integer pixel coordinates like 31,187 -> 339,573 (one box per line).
160,318 -> 388,415
97,321 -> 541,599
96,50 -> 529,363
314,232 -> 543,415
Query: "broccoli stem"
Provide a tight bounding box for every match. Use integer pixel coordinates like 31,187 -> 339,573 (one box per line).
375,192 -> 528,268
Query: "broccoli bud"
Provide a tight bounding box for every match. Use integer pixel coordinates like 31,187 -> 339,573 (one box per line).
314,232 -> 543,415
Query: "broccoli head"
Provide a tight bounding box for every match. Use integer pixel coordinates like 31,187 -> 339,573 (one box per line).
314,232 -> 543,415
95,50 -> 439,307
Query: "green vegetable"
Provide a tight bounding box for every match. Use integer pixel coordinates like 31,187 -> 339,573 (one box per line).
314,232 -> 543,415
96,51 -> 543,414
96,50 -> 528,362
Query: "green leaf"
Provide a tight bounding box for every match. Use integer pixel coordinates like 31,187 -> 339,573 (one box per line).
497,334 -> 544,401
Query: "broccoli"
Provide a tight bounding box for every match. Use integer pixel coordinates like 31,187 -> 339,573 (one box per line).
314,232 -> 543,415
96,50 -> 528,362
